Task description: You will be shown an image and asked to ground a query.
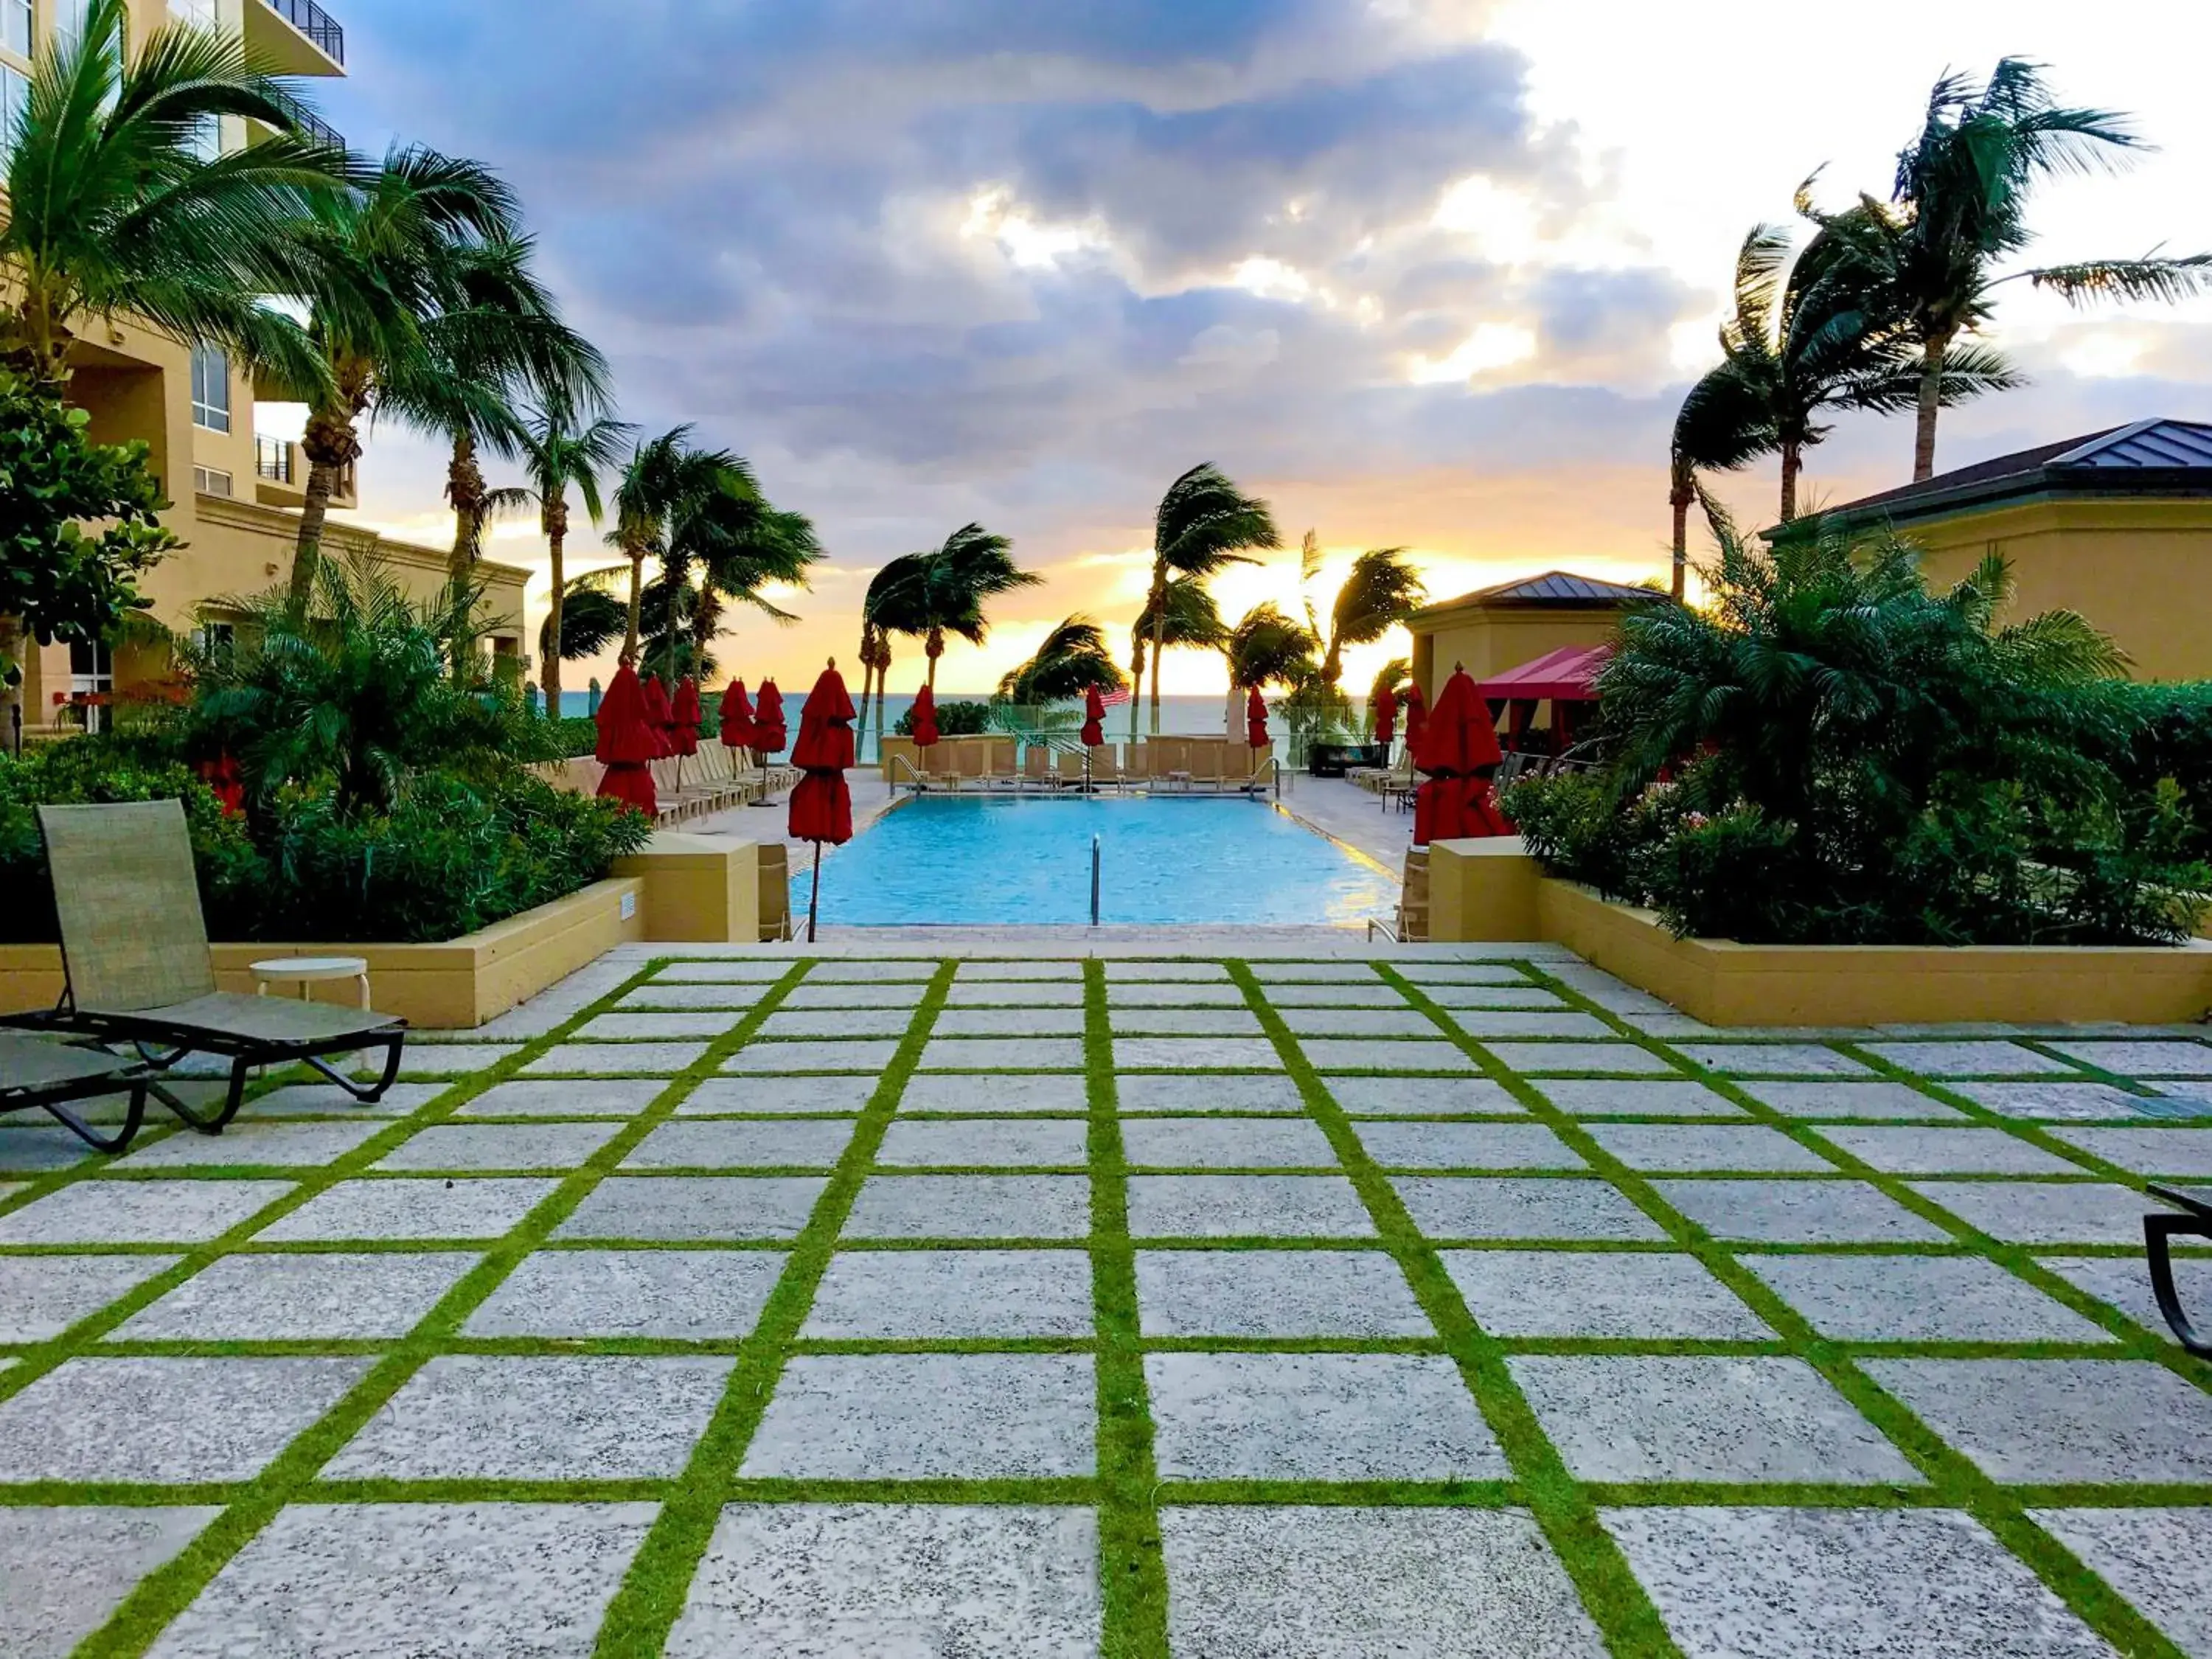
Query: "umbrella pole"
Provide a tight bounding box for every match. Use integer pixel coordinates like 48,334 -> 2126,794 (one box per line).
807,839 -> 823,943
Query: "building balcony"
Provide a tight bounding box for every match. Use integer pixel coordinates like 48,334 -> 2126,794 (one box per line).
254,435 -> 355,511
246,0 -> 344,76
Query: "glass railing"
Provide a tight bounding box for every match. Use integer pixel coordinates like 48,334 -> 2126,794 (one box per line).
258,0 -> 342,65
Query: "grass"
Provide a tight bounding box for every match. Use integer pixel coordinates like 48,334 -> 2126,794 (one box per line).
1,950 -> 2209,1655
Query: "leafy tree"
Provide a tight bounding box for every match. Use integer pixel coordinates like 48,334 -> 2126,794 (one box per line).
1804,60 -> 2210,480
1666,363 -> 1773,599
1137,465 -> 1279,734
1128,575 -> 1228,742
0,371 -> 178,740
998,616 -> 1126,705
1227,602 -> 1319,692
868,525 -> 1039,693
537,574 -> 624,669
1314,541 -> 1425,691
0,0 -> 341,395
280,147 -> 525,608
893,698 -> 992,738
513,403 -> 631,712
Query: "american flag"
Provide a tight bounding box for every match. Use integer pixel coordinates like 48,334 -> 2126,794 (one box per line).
1099,687 -> 1132,708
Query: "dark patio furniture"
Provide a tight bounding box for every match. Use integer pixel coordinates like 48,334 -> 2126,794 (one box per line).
2145,1183 -> 2212,1355
0,1030 -> 149,1153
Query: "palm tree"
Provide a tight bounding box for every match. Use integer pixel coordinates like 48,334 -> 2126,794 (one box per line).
998,616 -> 1126,705
1666,364 -> 1774,599
1806,60 -> 2211,481
515,403 -> 631,713
1317,544 -> 1425,692
282,147 -> 525,609
1228,602 -> 1320,692
537,574 -> 624,671
0,0 -> 343,395
855,565 -> 905,755
605,428 -> 690,662
1138,465 -> 1280,734
669,496 -> 821,686
868,525 -> 1040,695
1124,575 -> 1228,743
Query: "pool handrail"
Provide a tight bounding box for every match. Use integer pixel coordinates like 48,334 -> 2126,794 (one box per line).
1254,754 -> 1290,801
886,753 -> 928,795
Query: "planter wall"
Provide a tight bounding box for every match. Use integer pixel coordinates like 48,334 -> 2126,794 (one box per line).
1428,838 -> 2212,1027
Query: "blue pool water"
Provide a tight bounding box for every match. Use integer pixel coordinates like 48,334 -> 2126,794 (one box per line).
795,795 -> 1397,926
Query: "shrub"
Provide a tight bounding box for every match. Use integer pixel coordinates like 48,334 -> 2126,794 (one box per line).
894,699 -> 991,737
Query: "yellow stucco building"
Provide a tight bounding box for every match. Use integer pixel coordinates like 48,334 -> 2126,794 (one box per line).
6,0 -> 529,739
1405,571 -> 1657,705
1780,418 -> 2212,682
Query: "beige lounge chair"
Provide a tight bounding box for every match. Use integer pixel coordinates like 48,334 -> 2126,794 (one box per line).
1122,744 -> 1151,784
24,800 -> 407,1133
1081,744 -> 1120,791
1022,746 -> 1052,789
956,744 -> 989,789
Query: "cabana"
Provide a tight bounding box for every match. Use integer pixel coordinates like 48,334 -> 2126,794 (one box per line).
1478,644 -> 1610,755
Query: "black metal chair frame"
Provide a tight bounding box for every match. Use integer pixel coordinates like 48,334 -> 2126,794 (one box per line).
2145,1184 -> 2212,1357
15,999 -> 405,1135
0,1040 -> 151,1154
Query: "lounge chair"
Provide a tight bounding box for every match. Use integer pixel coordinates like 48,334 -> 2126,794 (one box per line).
1082,745 -> 1120,792
956,744 -> 988,790
19,800 -> 407,1134
1123,745 -> 1151,785
2146,1184 -> 2212,1356
1022,747 -> 1052,790
0,1030 -> 149,1152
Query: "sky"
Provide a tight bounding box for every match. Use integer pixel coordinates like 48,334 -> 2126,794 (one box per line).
300,0 -> 2212,700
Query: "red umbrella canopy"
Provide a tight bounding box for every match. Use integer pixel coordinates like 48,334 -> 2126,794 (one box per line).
752,681 -> 788,754
593,663 -> 658,817
1245,685 -> 1269,749
640,674 -> 675,758
1080,684 -> 1105,748
788,662 -> 857,846
717,679 -> 757,748
1411,666 -> 1508,847
911,683 -> 940,748
1374,684 -> 1398,745
1401,680 -> 1428,751
670,676 -> 702,758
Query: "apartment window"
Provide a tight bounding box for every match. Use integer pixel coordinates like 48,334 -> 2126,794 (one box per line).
0,61 -> 25,159
189,346 -> 231,432
192,465 -> 232,498
170,0 -> 220,27
54,0 -> 88,49
3,0 -> 30,58
66,638 -> 113,734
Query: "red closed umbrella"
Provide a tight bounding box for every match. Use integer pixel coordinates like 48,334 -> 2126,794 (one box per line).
1080,684 -> 1105,748
788,661 -> 858,942
719,679 -> 757,750
1412,664 -> 1510,846
753,680 -> 787,756
1402,680 -> 1428,756
641,674 -> 675,759
671,678 -> 701,755
911,683 -> 940,749
1374,684 -> 1398,748
1245,685 -> 1269,750
593,662 -> 658,818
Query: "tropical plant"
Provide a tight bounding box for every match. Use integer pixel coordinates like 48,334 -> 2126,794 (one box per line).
1370,657 -> 1411,709
0,368 -> 178,741
1137,464 -> 1280,734
0,0 -> 341,395
1666,364 -> 1773,598
666,495 -> 820,687
1803,60 -> 2211,481
1514,523 -> 2204,945
515,403 -> 631,712
893,699 -> 991,739
1128,576 -> 1229,742
867,525 -> 1039,694
1314,541 -> 1425,690
280,146 -> 526,609
538,573 -> 624,669
1227,602 -> 1320,692
998,616 -> 1126,705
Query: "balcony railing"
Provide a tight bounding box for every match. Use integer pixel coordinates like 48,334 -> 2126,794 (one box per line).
259,0 -> 344,65
288,104 -> 345,151
255,435 -> 295,484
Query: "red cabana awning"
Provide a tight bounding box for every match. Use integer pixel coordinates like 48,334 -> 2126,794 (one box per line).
1476,644 -> 1612,703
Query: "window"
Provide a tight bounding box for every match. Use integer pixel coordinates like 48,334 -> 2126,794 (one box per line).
66,639 -> 113,734
192,465 -> 232,498
54,0 -> 88,50
189,346 -> 231,432
3,0 -> 29,58
0,62 -> 25,157
170,0 -> 220,27
184,111 -> 221,161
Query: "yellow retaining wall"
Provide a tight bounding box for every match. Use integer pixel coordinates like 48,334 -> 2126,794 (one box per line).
613,832 -> 762,945
1428,840 -> 2212,1026
0,877 -> 646,1032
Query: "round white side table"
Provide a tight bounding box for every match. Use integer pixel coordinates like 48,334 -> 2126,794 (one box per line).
251,956 -> 372,1010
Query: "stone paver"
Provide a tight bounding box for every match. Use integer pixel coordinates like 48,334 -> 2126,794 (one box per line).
15,945 -> 2212,1655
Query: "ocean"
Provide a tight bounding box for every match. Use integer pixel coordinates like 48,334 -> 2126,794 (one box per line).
550,689 -> 1261,764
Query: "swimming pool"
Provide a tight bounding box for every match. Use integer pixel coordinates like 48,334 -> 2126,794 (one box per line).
796,795 -> 1398,926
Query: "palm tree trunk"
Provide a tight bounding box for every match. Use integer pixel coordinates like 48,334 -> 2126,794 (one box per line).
1146,566 -> 1169,737
1127,640 -> 1145,745
622,546 -> 645,662
1913,335 -> 1949,483
1669,482 -> 1691,601
289,406 -> 360,613
1778,439 -> 1802,524
445,433 -> 487,684
542,513 -> 566,716
925,627 -> 942,692
664,563 -> 686,682
874,647 -> 891,742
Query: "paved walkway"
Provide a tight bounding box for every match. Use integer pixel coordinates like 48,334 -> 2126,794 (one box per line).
5,945 -> 2212,1655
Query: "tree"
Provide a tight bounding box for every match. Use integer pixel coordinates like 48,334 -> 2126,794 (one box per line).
1127,576 -> 1228,742
867,525 -> 1039,694
856,564 -> 905,756
537,574 -> 624,669
0,0 -> 341,396
998,616 -> 1126,705
650,458 -> 819,686
1316,542 -> 1425,691
0,370 -> 178,741
281,147 -> 525,609
1138,465 -> 1280,735
1667,364 -> 1773,599
1227,602 -> 1320,692
515,403 -> 631,714
608,428 -> 689,662
1806,60 -> 2209,481
1699,223 -> 1943,523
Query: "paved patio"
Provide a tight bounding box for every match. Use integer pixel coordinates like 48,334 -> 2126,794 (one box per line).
6,945 -> 2212,1656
